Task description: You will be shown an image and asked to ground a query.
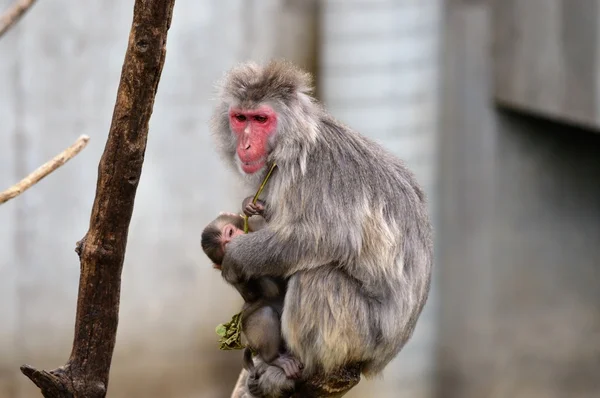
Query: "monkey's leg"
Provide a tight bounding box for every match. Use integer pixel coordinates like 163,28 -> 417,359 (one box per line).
244,306 -> 283,365
244,306 -> 300,397
281,266 -> 377,375
245,306 -> 303,379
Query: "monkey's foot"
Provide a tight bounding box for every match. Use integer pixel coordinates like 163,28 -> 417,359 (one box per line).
246,362 -> 296,398
273,355 -> 303,380
247,377 -> 261,397
247,365 -> 266,397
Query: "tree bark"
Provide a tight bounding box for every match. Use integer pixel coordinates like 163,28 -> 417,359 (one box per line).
19,0 -> 176,397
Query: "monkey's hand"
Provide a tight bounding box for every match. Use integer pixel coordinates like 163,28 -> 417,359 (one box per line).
242,196 -> 266,217
221,228 -> 281,282
273,354 -> 303,380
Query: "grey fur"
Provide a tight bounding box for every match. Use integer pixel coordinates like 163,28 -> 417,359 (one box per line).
247,359 -> 295,398
210,59 -> 433,396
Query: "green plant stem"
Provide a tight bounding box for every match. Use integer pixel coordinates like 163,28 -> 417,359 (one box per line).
243,162 -> 277,233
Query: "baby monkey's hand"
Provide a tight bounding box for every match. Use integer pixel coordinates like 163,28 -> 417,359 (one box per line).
242,196 -> 266,217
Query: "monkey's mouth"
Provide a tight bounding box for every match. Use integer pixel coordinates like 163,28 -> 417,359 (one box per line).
240,157 -> 266,174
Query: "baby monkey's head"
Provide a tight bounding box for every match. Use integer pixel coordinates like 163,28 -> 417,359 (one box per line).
201,213 -> 245,269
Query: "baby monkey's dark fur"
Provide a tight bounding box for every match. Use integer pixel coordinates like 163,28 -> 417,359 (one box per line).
201,199 -> 302,388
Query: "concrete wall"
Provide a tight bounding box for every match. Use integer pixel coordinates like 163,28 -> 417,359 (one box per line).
437,1 -> 600,397
492,0 -> 600,130
320,1 -> 442,396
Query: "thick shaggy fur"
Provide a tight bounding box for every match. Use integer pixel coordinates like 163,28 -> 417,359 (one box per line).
210,60 -> 433,395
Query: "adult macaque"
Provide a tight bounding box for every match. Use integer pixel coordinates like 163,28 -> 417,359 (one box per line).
200,208 -> 302,387
210,60 -> 433,396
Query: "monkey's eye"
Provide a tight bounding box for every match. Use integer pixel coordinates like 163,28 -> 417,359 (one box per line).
234,114 -> 247,122
254,115 -> 268,123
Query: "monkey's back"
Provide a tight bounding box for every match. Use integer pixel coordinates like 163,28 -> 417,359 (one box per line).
272,114 -> 432,281
270,114 -> 433,375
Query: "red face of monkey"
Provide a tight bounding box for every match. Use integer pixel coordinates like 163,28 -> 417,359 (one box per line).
229,105 -> 277,174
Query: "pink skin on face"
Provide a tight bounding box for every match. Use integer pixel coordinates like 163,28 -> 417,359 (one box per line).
229,105 -> 277,174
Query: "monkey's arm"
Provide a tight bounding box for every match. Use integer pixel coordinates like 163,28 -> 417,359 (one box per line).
221,226 -> 326,281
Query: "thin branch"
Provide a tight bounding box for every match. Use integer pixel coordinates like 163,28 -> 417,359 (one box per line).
0,0 -> 38,38
19,0 -> 176,397
290,365 -> 361,397
230,370 -> 248,398
0,135 -> 89,205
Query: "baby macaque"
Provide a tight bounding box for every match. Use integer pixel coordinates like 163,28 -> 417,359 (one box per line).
201,197 -> 302,381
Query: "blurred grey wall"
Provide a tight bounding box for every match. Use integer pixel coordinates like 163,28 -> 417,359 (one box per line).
437,1 -> 600,397
319,1 -> 442,397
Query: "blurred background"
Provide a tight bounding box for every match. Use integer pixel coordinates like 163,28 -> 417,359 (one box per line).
0,0 -> 599,397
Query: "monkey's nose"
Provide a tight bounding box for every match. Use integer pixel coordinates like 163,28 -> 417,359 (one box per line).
245,143 -> 251,150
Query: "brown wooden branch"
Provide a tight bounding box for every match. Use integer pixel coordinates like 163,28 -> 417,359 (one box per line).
0,0 -> 38,38
19,0 -> 176,397
0,135 -> 89,205
231,364 -> 362,398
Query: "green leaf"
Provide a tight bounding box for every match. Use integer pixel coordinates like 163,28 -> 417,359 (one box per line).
215,324 -> 227,337
216,312 -> 245,351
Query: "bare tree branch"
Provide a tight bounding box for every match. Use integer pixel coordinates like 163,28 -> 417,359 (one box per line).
19,0 -> 176,396
0,135 -> 89,205
290,365 -> 361,398
231,370 -> 248,398
0,0 -> 38,38
231,365 -> 362,398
